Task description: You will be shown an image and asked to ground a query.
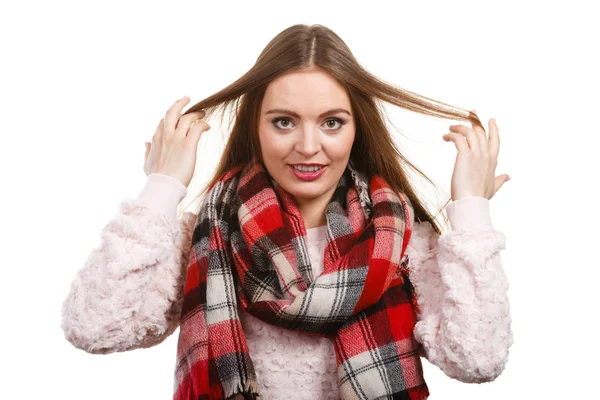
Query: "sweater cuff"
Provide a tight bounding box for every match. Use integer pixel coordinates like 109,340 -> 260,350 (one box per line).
137,173 -> 188,227
446,196 -> 493,231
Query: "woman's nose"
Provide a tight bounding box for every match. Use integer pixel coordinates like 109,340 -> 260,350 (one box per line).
294,126 -> 321,156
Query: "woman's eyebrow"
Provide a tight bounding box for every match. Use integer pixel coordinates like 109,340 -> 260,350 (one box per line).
264,108 -> 352,118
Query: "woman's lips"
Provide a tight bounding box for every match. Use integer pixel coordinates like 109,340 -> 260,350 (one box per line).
288,165 -> 327,181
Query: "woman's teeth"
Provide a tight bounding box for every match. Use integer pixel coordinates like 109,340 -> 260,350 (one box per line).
292,165 -> 323,172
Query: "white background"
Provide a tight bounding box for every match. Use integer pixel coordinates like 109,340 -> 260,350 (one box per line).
1,0 -> 598,398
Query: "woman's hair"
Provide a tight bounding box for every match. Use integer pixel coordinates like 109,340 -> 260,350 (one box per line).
179,23 -> 484,235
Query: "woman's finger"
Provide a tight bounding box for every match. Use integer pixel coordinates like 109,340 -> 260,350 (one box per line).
493,174 -> 508,196
448,124 -> 480,154
488,118 -> 500,163
469,109 -> 485,135
469,109 -> 489,154
164,96 -> 190,135
143,142 -> 152,175
185,119 -> 211,145
175,110 -> 207,138
442,131 -> 469,153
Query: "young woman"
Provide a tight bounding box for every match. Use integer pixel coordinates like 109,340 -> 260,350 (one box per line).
61,24 -> 513,400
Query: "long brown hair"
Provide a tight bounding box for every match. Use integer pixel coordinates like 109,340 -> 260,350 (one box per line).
179,24 -> 483,236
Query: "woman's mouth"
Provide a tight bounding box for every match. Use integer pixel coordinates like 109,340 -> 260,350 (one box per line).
289,164 -> 327,181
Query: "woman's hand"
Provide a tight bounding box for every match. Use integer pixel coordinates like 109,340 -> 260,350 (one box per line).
143,96 -> 211,187
442,110 -> 509,201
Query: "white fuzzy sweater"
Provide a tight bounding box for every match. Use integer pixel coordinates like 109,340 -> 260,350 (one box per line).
61,173 -> 513,399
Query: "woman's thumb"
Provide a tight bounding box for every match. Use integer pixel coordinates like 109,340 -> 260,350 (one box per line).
144,142 -> 152,161
493,174 -> 509,195
188,123 -> 211,144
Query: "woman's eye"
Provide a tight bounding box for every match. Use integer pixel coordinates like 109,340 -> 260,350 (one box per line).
272,117 -> 294,130
324,118 -> 345,130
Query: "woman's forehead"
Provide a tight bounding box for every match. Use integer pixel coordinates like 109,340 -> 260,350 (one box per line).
262,70 -> 351,116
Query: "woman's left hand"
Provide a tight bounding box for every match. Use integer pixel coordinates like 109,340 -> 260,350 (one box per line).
442,110 -> 509,201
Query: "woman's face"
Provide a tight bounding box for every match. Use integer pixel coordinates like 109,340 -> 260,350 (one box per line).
258,68 -> 356,213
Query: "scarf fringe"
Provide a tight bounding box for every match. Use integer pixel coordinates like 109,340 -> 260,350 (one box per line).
347,159 -> 373,219
223,379 -> 260,400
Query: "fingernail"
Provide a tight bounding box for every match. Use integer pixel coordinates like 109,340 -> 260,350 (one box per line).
505,176 -> 510,181
181,95 -> 189,100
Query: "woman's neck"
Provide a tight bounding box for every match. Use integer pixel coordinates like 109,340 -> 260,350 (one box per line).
295,193 -> 333,229
292,182 -> 338,229
301,206 -> 327,229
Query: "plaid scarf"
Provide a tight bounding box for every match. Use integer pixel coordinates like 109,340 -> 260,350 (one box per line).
173,157 -> 429,400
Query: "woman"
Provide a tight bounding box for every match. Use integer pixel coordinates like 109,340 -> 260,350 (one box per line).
61,24 -> 512,399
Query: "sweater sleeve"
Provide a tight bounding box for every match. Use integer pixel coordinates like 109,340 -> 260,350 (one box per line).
60,173 -> 197,354
406,196 -> 513,383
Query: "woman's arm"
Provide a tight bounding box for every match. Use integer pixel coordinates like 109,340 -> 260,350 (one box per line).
60,174 -> 196,354
407,196 -> 513,383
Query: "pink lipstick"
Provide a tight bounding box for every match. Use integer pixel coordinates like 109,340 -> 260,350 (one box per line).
289,164 -> 327,181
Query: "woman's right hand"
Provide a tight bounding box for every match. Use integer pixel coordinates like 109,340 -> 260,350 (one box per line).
143,96 -> 210,187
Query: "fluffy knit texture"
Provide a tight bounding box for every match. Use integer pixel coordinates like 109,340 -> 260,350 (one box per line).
61,173 -> 513,399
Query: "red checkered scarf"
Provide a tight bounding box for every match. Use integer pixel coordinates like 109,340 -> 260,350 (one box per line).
173,157 -> 429,400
